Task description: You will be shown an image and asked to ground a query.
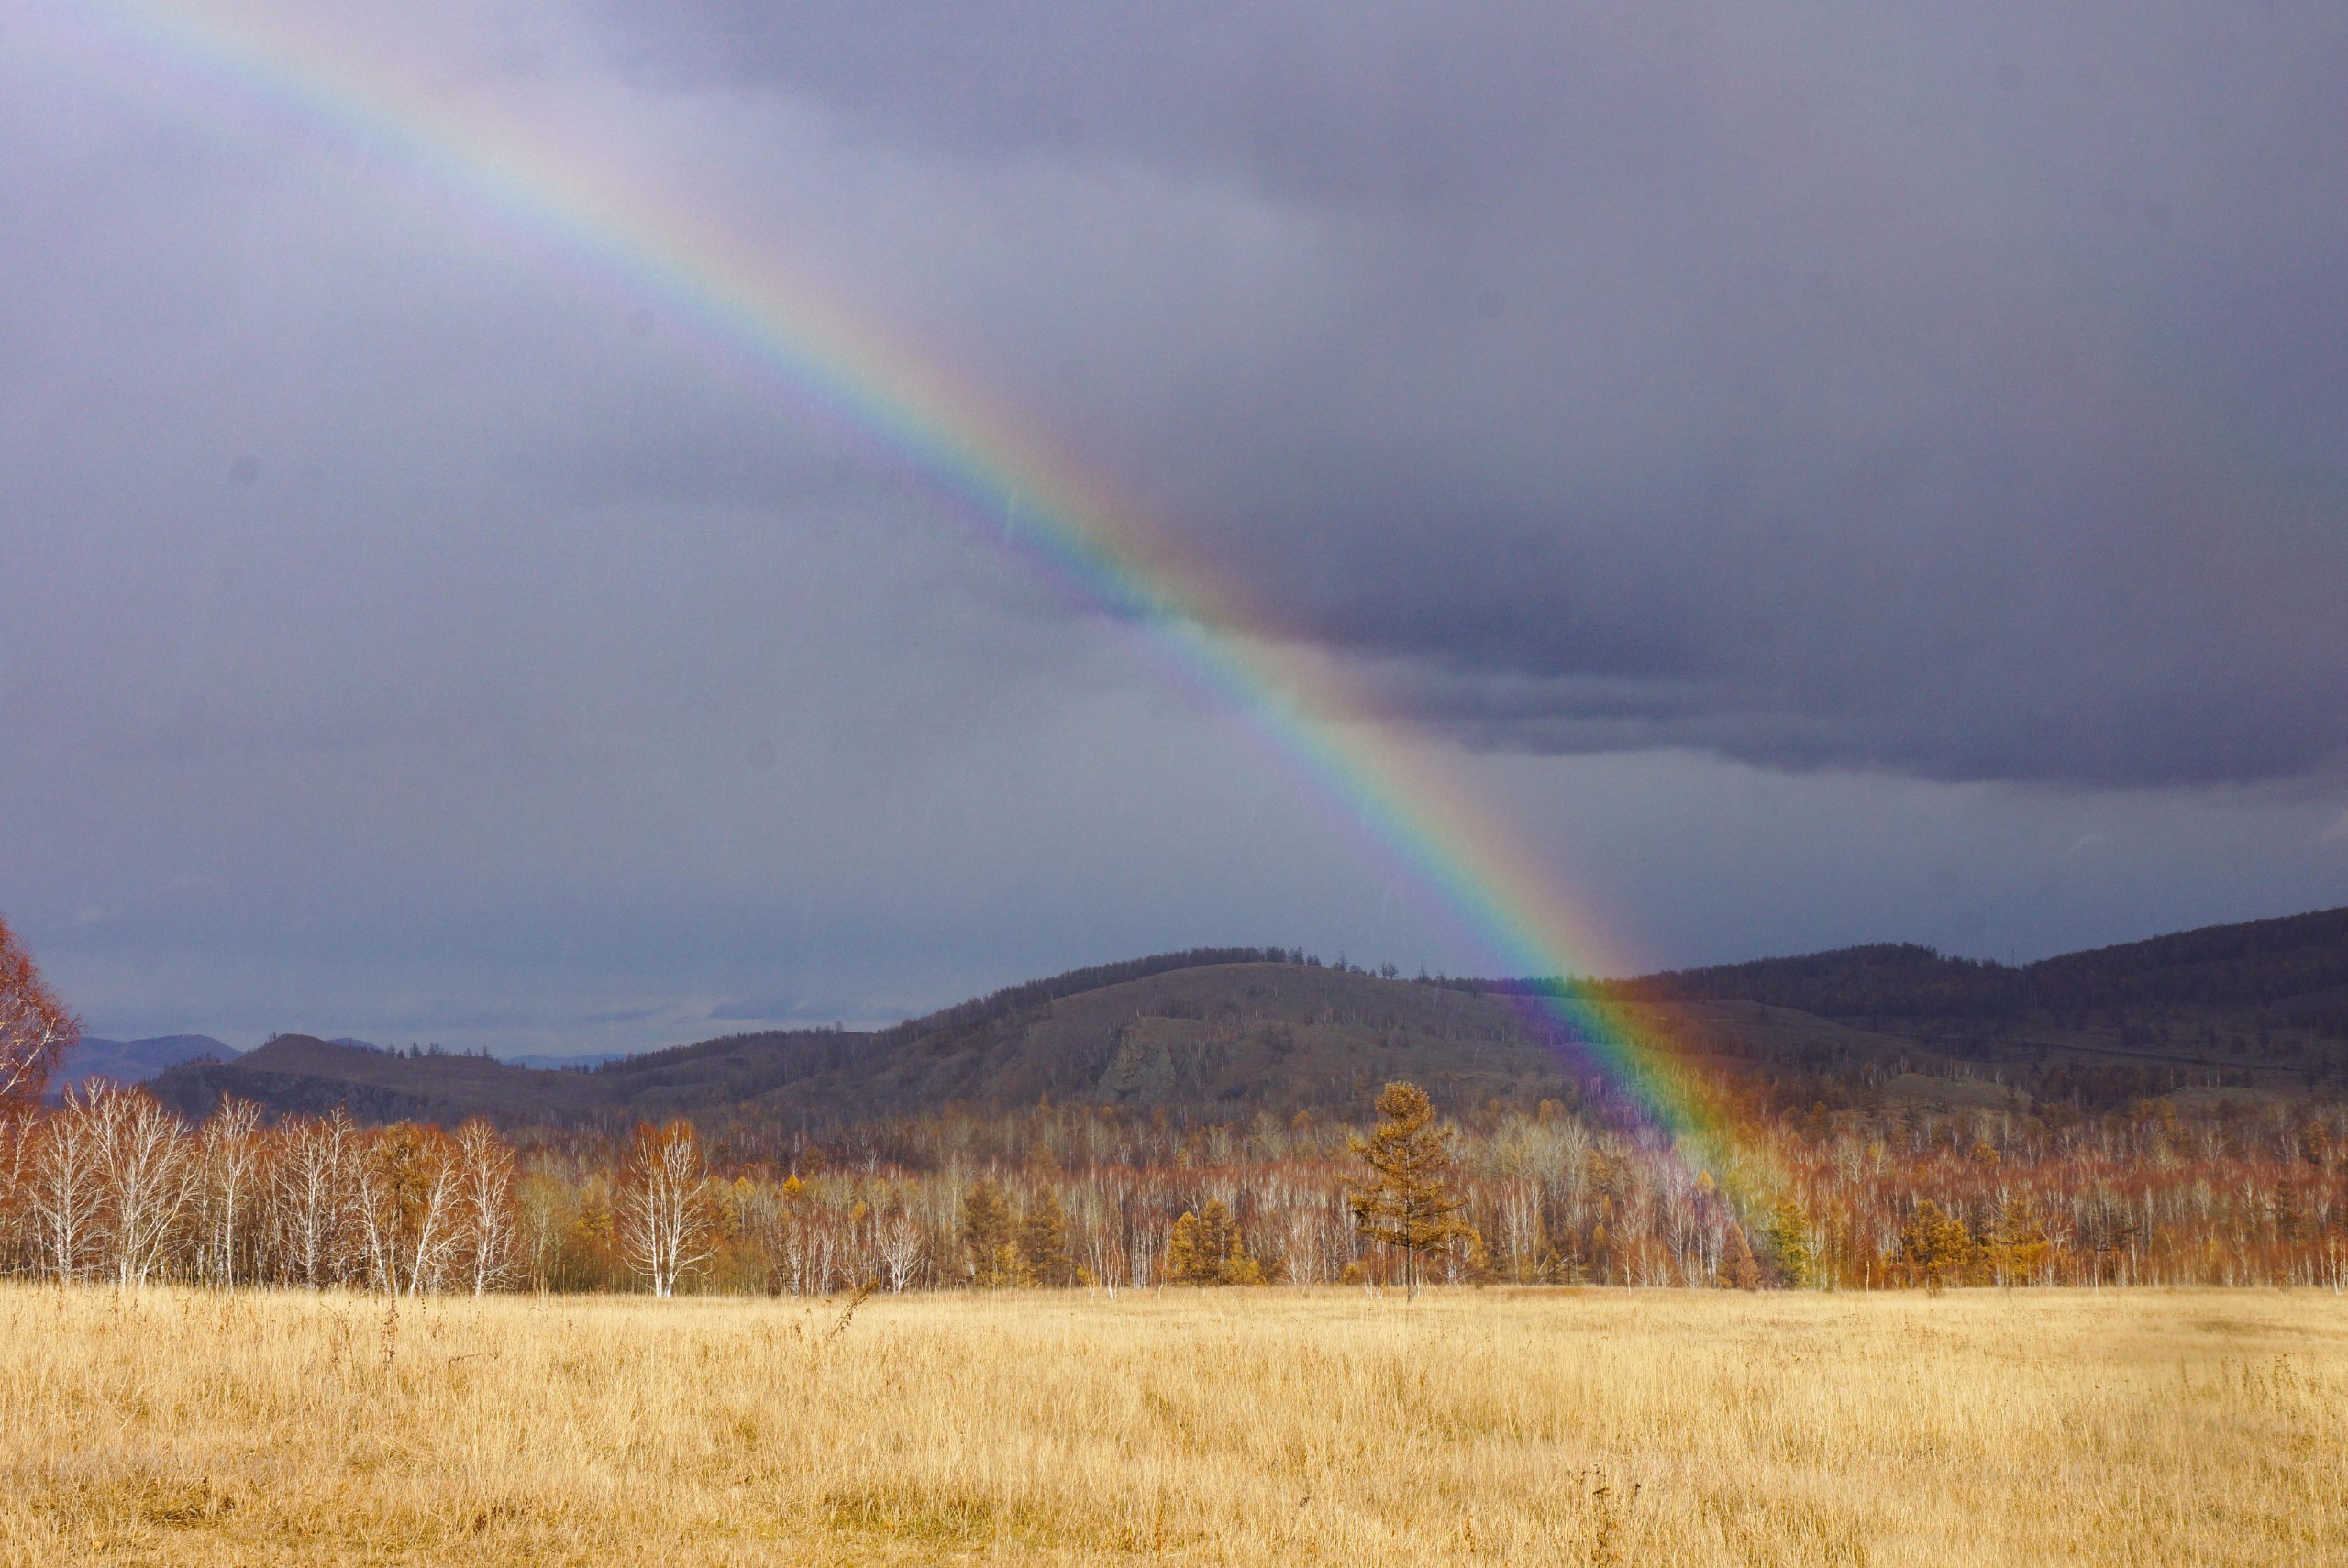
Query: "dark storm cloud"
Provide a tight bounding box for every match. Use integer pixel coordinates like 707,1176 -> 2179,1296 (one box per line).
611,0 -> 2348,786
6,0 -> 2347,1053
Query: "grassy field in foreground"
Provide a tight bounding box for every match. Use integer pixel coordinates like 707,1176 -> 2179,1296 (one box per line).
1,1286 -> 2342,1565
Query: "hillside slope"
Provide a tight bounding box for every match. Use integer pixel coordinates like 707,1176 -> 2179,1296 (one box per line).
150,963 -> 1613,1125
138,966 -> 1999,1128
145,909 -> 2348,1127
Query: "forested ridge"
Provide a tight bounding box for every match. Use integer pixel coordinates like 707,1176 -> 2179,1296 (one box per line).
1468,904 -> 2348,1019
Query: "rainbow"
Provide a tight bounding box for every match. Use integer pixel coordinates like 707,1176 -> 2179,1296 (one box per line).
39,1 -> 1792,1232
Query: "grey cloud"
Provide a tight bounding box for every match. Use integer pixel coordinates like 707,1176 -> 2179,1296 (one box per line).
603,0 -> 2348,786
6,0 -> 2348,1054
704,997 -> 848,1023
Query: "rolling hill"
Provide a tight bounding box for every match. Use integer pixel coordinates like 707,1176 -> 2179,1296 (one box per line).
144,910 -> 2348,1129
53,1034 -> 238,1098
148,960 -> 1618,1127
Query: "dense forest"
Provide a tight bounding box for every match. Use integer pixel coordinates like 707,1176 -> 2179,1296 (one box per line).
6,1071 -> 2343,1297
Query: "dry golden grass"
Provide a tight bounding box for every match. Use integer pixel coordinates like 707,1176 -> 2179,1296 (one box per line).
2,1284 -> 2342,1566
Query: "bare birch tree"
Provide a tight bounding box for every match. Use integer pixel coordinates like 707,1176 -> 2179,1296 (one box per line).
452,1118 -> 520,1296
0,1107 -> 38,1273
90,1085 -> 193,1287
355,1123 -> 462,1297
876,1206 -> 927,1292
275,1111 -> 357,1288
1274,1190 -> 1338,1286
192,1098 -> 264,1287
515,1170 -> 576,1292
1496,1177 -> 1545,1283
615,1120 -> 714,1297
29,1088 -> 107,1282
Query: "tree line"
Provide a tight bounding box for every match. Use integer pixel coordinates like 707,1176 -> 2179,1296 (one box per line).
3,1076 -> 2342,1296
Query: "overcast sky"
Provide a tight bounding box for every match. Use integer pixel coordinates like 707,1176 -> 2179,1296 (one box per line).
4,0 -> 2344,1055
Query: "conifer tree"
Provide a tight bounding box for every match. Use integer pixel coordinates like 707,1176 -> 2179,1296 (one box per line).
1164,1210 -> 1198,1283
1165,1198 -> 1262,1285
961,1178 -> 1016,1288
1719,1224 -> 1762,1289
1017,1186 -> 1075,1286
1986,1194 -> 2052,1286
1347,1081 -> 1475,1298
1763,1199 -> 1816,1288
1899,1198 -> 1972,1294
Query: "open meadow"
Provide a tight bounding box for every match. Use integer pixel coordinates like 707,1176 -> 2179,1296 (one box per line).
1,1286 -> 2342,1566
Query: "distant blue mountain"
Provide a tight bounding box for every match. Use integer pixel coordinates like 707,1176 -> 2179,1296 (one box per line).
54,1034 -> 239,1096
